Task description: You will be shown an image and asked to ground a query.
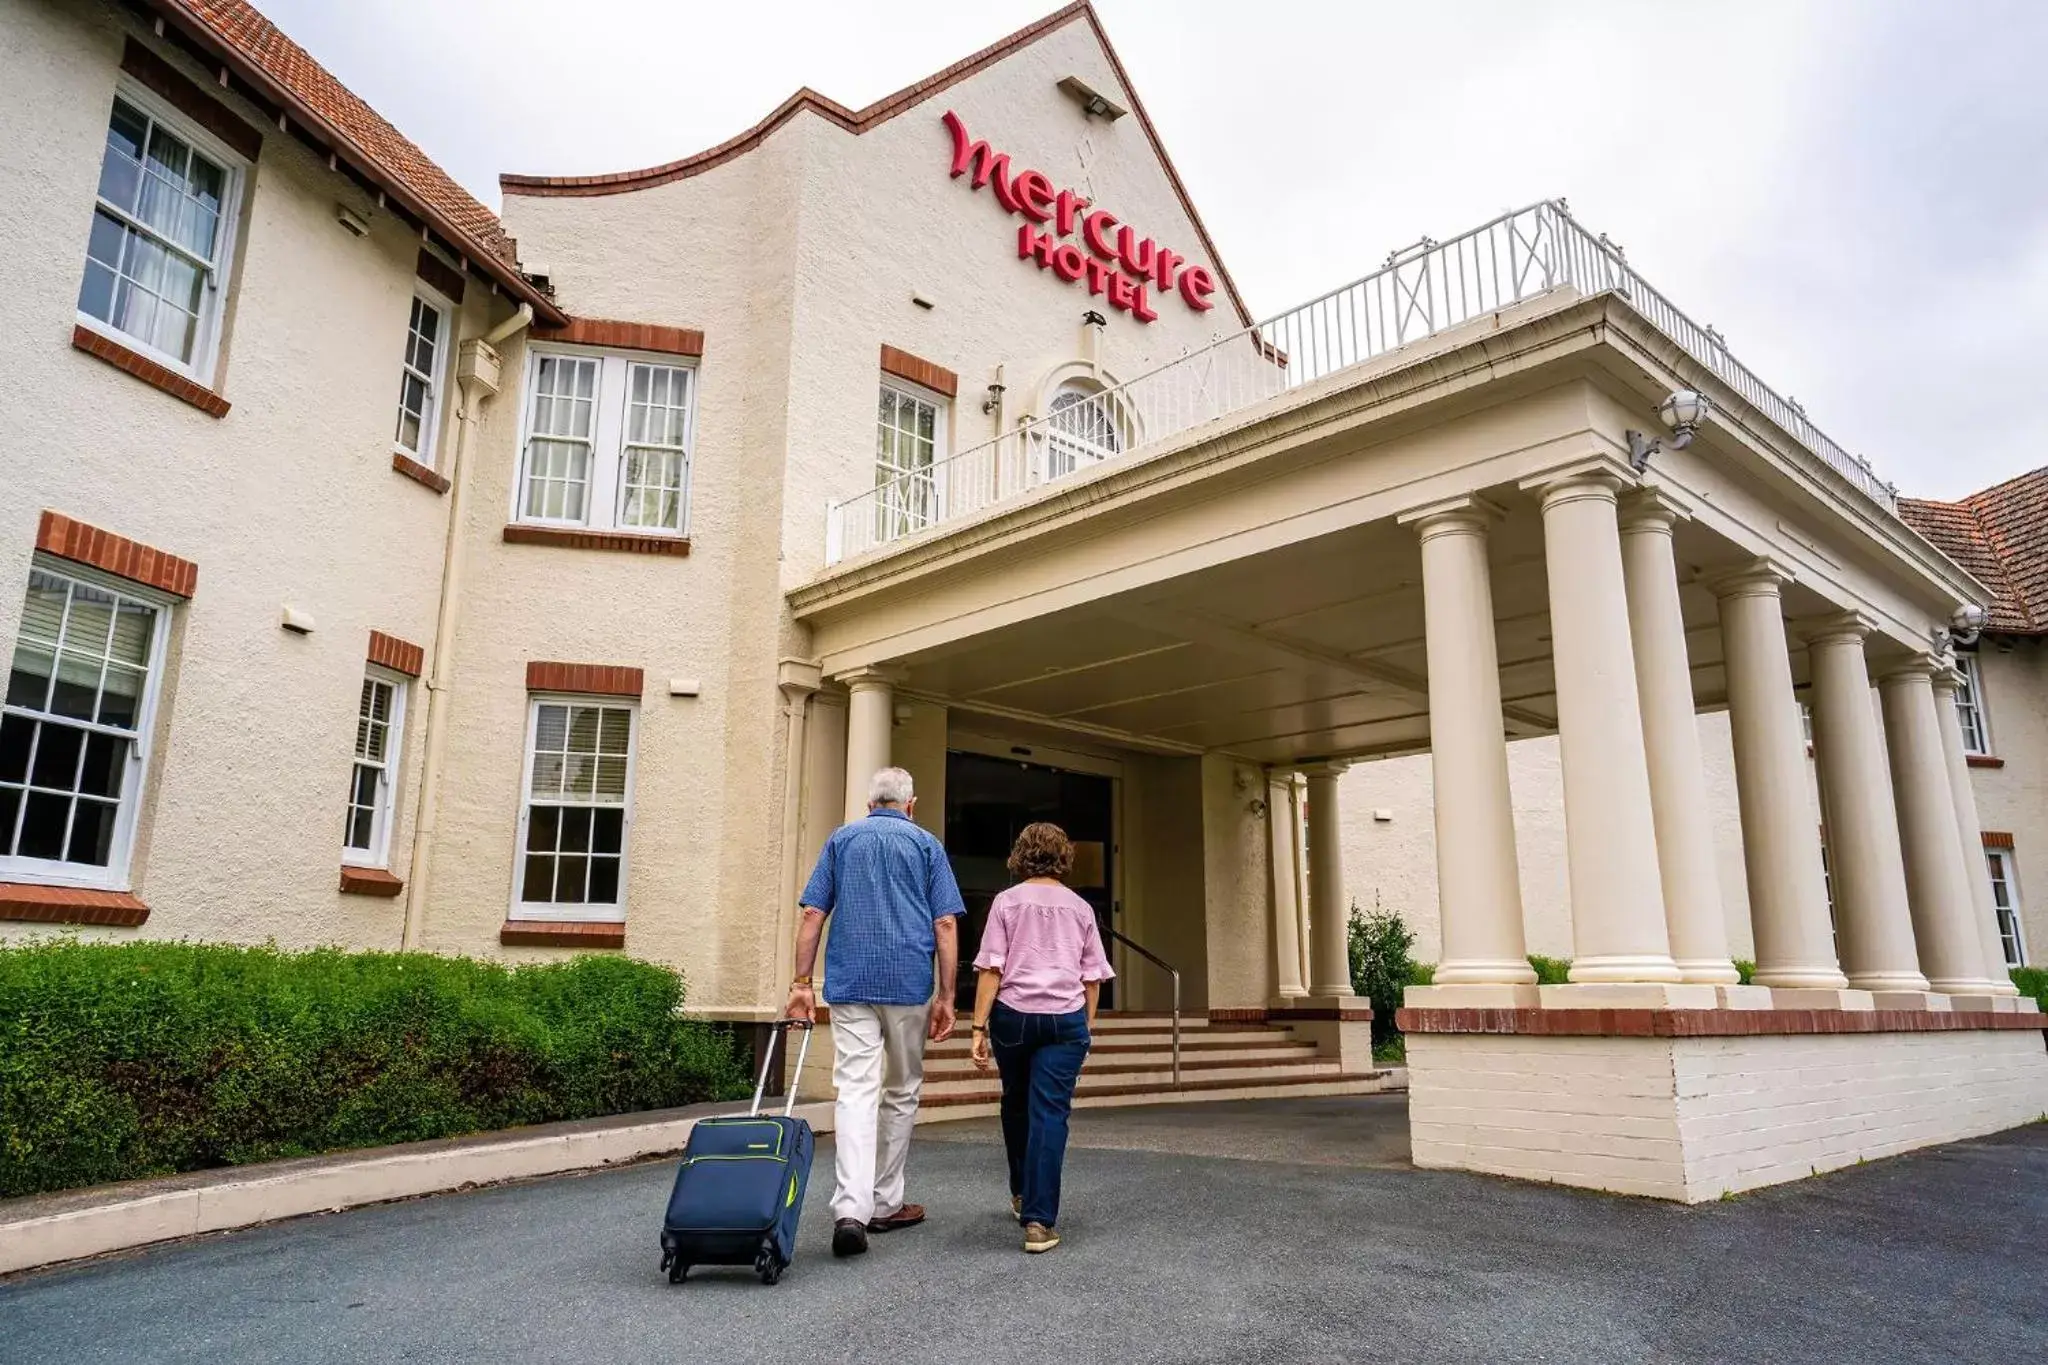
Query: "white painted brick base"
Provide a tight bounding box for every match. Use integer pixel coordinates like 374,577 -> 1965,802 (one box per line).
1407,1030 -> 2048,1201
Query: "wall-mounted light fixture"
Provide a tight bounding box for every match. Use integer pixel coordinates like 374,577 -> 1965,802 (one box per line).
1934,602 -> 1989,657
1626,389 -> 1712,472
982,381 -> 1006,415
1082,309 -> 1108,329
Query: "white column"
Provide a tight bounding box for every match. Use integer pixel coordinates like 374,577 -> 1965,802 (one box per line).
1804,618 -> 1927,993
1534,471 -> 1677,983
1878,661 -> 2000,994
1269,773 -> 1306,1000
839,667 -> 897,825
1712,563 -> 1846,990
1291,774 -> 1313,991
1932,667 -> 2018,994
1619,493 -> 1737,983
1303,762 -> 1356,998
1402,500 -> 1534,985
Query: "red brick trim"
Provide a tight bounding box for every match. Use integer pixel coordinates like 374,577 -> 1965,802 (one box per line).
338,866 -> 404,897
525,662 -> 643,698
500,919 -> 625,948
1207,1008 -> 1268,1024
502,525 -> 690,556
1268,1006 -> 1375,1023
71,325 -> 230,418
366,630 -> 425,678
1395,1007 -> 2048,1037
880,345 -> 958,399
37,510 -> 198,598
414,248 -> 467,305
0,883 -> 150,926
120,37 -> 263,161
1983,830 -> 2015,850
391,452 -> 451,494
532,318 -> 704,358
1966,754 -> 2005,769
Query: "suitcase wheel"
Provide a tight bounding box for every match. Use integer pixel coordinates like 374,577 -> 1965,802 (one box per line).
755,1250 -> 784,1286
668,1261 -> 689,1285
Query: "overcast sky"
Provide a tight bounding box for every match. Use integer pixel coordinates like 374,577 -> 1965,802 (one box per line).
262,0 -> 2048,500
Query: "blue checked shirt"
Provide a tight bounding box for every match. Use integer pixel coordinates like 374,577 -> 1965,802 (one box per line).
800,808 -> 965,1006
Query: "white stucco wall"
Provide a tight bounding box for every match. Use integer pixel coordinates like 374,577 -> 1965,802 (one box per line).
1970,639 -> 2048,966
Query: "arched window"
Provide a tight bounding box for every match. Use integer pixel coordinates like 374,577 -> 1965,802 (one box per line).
1044,381 -> 1123,478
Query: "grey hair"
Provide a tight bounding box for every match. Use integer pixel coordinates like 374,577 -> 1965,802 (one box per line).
867,766 -> 916,807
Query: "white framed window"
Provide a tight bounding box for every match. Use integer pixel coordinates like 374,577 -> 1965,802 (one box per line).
514,348 -> 695,535
875,381 -> 946,541
2,562 -> 171,888
513,697 -> 636,919
76,84 -> 244,381
1044,380 -> 1124,479
1952,652 -> 1990,755
342,669 -> 407,867
1985,848 -> 2027,969
392,292 -> 450,465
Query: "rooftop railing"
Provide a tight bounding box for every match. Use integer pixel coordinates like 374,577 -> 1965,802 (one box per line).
825,199 -> 1898,565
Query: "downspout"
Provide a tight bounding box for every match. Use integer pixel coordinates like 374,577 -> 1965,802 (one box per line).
401,303 -> 532,949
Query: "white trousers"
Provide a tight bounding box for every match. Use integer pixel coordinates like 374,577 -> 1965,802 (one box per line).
829,1002 -> 928,1225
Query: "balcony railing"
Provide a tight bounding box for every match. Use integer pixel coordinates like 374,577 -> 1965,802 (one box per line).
825,199 -> 1899,565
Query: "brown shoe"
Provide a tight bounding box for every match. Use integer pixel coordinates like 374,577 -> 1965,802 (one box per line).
867,1202 -> 926,1233
1010,1195 -> 1023,1223
1023,1222 -> 1060,1254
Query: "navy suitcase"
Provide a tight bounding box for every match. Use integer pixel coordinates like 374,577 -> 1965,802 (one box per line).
660,1019 -> 815,1284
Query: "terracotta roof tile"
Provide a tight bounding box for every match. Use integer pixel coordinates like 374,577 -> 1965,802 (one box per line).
1899,466 -> 2048,634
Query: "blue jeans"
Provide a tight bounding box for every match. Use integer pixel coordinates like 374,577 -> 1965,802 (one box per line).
989,1001 -> 1090,1228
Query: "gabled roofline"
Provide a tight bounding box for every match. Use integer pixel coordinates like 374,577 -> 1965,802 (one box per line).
499,2 -> 1255,329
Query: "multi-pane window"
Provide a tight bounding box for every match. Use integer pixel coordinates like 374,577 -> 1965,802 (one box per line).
343,672 -> 406,866
77,92 -> 238,374
1952,652 -> 1990,755
517,700 -> 635,915
515,350 -> 694,535
1045,382 -> 1122,478
393,295 -> 447,462
2,567 -> 164,883
1985,848 -> 2027,969
876,383 -> 942,540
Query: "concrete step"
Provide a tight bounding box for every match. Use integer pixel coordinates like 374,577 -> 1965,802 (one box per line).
919,1069 -> 1400,1113
920,1058 -> 1347,1101
922,1044 -> 1320,1074
927,1027 -> 1290,1054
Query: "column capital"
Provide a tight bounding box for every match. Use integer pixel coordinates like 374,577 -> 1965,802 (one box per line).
1396,493 -> 1506,537
1618,486 -> 1693,534
1517,455 -> 1634,508
834,665 -> 906,692
1702,555 -> 1797,600
1298,759 -> 1352,779
1877,652 -> 1945,686
777,657 -> 823,699
1796,611 -> 1875,648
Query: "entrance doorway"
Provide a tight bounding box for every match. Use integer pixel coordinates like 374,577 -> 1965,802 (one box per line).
943,750 -> 1116,1011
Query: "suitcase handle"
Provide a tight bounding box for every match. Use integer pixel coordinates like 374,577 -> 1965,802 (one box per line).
750,1019 -> 815,1118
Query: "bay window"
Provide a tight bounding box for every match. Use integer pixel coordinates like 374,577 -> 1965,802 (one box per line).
515,698 -> 636,917
515,350 -> 694,535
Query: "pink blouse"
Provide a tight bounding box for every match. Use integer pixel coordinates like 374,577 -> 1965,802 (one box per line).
973,881 -> 1115,1014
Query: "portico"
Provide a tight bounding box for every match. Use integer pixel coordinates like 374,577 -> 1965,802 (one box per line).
785,235 -> 2046,1196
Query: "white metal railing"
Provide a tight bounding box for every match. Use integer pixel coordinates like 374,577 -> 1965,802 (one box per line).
824,199 -> 1898,565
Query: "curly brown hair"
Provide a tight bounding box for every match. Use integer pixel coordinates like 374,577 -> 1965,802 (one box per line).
1006,822 -> 1074,881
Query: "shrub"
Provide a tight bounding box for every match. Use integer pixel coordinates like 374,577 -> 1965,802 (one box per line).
1526,954 -> 1572,985
0,940 -> 749,1198
1734,959 -> 1756,985
2013,967 -> 2048,1013
1408,961 -> 1436,987
1346,906 -> 1418,1046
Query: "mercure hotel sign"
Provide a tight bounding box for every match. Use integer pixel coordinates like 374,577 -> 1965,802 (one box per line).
942,110 -> 1215,324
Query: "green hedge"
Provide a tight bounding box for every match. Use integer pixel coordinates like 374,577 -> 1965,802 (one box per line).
0,940 -> 749,1198
2013,967 -> 2048,1013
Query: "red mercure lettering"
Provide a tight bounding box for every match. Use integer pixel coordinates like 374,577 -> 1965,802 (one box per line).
1055,188 -> 1089,237
1130,282 -> 1159,323
1151,246 -> 1183,292
1082,209 -> 1120,261
1050,243 -> 1088,282
1018,224 -> 1057,268
1178,264 -> 1217,311
1084,260 -> 1113,295
1115,225 -> 1157,279
1013,169 -> 1056,223
942,109 -> 1022,213
1106,273 -> 1137,312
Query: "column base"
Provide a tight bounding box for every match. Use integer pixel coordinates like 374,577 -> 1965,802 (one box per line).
1433,959 -> 1540,987
1404,983 -> 1542,1009
1565,955 -> 1683,985
1674,958 -> 1744,986
1928,977 -> 2009,997
1538,983 -> 1721,1009
1752,966 -> 1850,990
1770,988 -> 1876,1011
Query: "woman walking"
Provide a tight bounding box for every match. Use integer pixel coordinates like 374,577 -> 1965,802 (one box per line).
968,822 -> 1114,1253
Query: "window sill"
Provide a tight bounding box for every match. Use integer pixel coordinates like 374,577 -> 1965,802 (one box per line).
0,881 -> 150,926
339,866 -> 405,897
502,525 -> 690,556
392,452 -> 451,494
1966,754 -> 2005,769
71,325 -> 230,418
500,919 -> 626,948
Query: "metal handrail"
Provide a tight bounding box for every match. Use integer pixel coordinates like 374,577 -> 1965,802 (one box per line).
824,199 -> 1899,564
1104,927 -> 1180,1087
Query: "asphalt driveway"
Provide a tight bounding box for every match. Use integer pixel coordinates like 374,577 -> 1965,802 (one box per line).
3,1096 -> 2043,1365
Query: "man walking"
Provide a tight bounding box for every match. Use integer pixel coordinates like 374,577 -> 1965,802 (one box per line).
786,766 -> 963,1258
